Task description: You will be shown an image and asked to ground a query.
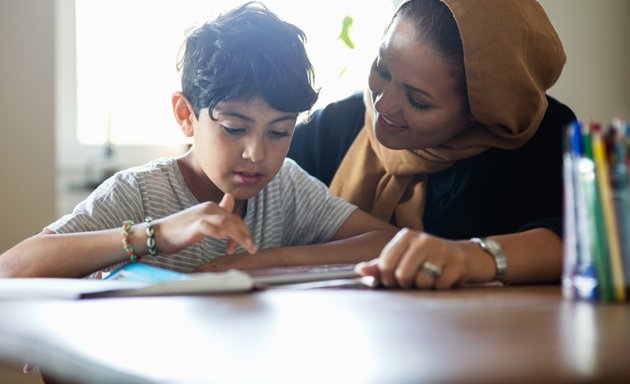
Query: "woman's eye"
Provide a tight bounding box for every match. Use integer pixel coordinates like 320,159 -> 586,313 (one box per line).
221,126 -> 246,135
406,93 -> 431,111
372,58 -> 390,80
268,130 -> 290,139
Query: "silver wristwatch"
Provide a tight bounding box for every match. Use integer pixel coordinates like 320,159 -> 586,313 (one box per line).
470,237 -> 507,283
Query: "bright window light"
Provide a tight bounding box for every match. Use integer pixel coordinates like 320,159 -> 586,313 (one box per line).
75,0 -> 396,145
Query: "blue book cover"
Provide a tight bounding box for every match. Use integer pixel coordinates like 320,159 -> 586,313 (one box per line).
104,262 -> 188,283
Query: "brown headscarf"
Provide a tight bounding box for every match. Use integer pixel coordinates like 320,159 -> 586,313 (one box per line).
329,0 -> 566,229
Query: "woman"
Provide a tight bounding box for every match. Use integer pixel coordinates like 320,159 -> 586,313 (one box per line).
288,0 -> 576,289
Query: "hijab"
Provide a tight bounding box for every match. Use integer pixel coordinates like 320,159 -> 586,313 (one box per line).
329,0 -> 566,229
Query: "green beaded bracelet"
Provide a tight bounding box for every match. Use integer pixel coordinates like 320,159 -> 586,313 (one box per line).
121,220 -> 138,262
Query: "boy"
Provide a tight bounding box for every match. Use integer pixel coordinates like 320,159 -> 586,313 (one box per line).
0,2 -> 396,278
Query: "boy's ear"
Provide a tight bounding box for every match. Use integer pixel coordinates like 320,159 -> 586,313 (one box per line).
172,91 -> 194,137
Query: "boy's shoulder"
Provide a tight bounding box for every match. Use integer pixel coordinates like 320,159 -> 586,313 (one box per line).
86,157 -> 180,199
115,157 -> 179,180
269,158 -> 324,192
276,157 -> 308,180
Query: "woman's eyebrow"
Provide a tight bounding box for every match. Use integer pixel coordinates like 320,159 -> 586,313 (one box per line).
405,84 -> 434,101
378,47 -> 435,101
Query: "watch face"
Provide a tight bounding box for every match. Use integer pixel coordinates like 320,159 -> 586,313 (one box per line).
486,240 -> 500,253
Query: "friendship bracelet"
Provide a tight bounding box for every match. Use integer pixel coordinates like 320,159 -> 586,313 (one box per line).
121,220 -> 139,262
145,217 -> 158,257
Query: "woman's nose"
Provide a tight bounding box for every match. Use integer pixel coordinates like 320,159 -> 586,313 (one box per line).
373,83 -> 400,116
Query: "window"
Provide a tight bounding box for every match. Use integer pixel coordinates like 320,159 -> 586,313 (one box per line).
75,0 -> 396,145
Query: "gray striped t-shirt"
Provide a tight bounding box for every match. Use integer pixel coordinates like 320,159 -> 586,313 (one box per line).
47,157 -> 357,274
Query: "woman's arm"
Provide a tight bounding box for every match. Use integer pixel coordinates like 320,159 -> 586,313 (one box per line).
193,209 -> 398,272
356,227 -> 562,289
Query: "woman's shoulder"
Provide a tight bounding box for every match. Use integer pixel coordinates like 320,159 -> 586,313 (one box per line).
541,95 -> 577,131
288,91 -> 367,185
517,95 -> 576,153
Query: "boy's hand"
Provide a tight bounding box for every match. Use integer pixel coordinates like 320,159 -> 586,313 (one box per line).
153,193 -> 258,255
218,193 -> 241,255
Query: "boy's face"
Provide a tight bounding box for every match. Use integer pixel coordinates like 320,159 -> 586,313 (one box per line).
191,97 -> 298,201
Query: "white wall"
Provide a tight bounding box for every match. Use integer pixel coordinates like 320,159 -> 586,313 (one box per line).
540,0 -> 630,123
54,0 -> 188,216
0,0 -> 629,254
0,0 -> 56,253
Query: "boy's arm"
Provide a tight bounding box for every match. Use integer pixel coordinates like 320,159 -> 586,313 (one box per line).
192,209 -> 397,272
0,228 -> 141,278
0,196 -> 257,278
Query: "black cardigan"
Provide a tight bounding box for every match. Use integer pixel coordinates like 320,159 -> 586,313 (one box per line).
287,91 -> 577,239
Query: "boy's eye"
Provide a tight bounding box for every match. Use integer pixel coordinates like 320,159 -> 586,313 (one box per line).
221,125 -> 246,135
268,130 -> 290,139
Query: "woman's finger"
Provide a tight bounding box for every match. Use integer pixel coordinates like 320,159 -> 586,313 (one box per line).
414,265 -> 438,289
395,236 -> 434,288
378,228 -> 415,287
434,259 -> 464,290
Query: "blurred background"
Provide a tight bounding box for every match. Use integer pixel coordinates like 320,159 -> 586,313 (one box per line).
1,0 -> 630,255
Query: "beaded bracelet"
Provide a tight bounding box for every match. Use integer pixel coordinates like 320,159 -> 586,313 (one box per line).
121,220 -> 138,262
145,216 -> 158,257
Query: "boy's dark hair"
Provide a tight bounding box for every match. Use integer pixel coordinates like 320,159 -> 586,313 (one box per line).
177,1 -> 318,118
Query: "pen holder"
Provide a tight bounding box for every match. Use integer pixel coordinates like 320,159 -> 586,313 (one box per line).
562,118 -> 630,302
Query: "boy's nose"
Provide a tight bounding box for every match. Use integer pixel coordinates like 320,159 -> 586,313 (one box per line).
242,137 -> 265,163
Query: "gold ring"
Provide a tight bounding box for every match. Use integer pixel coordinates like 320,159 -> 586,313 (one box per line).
421,262 -> 442,279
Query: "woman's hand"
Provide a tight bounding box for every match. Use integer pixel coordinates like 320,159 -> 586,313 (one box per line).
355,228 -> 482,289
153,193 -> 257,256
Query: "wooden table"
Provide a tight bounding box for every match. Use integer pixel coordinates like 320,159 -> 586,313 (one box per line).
0,285 -> 628,383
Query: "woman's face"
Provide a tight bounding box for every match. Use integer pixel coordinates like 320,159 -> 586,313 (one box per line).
368,18 -> 473,150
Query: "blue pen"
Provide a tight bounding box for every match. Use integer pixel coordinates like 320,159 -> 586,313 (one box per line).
562,122 -> 578,299
570,120 -> 598,301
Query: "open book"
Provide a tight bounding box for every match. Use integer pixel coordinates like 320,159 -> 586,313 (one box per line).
0,263 -> 370,300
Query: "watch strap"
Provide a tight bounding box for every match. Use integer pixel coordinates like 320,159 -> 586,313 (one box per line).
470,237 -> 508,283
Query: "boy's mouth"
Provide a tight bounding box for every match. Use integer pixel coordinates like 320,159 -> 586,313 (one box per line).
232,171 -> 263,185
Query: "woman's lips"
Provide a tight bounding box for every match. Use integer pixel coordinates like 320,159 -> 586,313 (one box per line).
376,114 -> 407,134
